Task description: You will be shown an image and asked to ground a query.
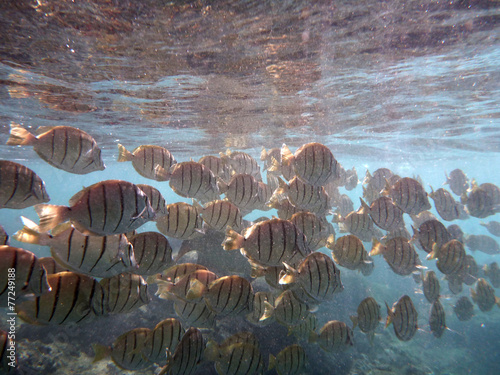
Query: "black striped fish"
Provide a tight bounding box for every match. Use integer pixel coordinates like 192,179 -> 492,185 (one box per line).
0,160 -> 50,209
157,263 -> 208,284
381,177 -> 431,215
167,161 -> 220,203
422,270 -> 440,303
269,344 -> 307,375
429,299 -> 446,338
427,239 -> 466,275
333,209 -> 382,242
16,271 -> 105,325
462,255 -> 479,286
360,197 -> 405,231
126,231 -> 173,276
445,169 -> 469,196
288,314 -> 317,342
471,278 -> 500,312
327,234 -> 371,271
246,291 -> 276,326
156,202 -> 205,240
118,144 -> 176,181
223,218 -> 311,268
137,184 -> 168,219
454,296 -> 474,321
193,199 -> 243,232
310,320 -> 354,352
279,252 -> 343,302
7,123 -> 105,174
93,327 -> 152,370
205,341 -> 264,375
429,187 -> 468,221
281,143 -> 339,186
35,179 -> 155,236
363,168 -> 398,204
220,149 -> 262,181
218,173 -> 261,211
143,318 -> 184,365
100,273 -> 150,314
157,269 -> 217,302
198,155 -> 230,182
0,245 -> 50,307
158,327 -> 204,375
200,275 -> 253,317
370,237 -> 423,276
334,194 -> 355,218
14,218 -> 137,278
173,299 -> 217,329
385,295 -> 418,342
251,264 -> 287,290
350,297 -> 381,344
260,289 -> 310,327
291,211 -> 334,251
0,225 -> 8,245
463,185 -> 498,218
412,219 -> 451,254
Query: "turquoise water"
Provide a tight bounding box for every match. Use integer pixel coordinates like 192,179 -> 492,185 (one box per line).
1,1 -> 500,374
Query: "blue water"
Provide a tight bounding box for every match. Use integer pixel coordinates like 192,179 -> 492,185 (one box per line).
1,1 -> 500,374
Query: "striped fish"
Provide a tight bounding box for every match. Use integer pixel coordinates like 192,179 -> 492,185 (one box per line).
471,278 -> 500,312
0,225 -> 8,245
100,273 -> 150,314
218,173 -> 261,211
193,199 -> 243,232
143,318 -> 184,365
385,295 -> 418,342
445,169 -> 469,196
220,149 -> 262,181
14,218 -> 137,278
334,194 -> 355,218
269,344 -> 307,375
260,289 -> 310,327
157,263 -> 208,284
168,161 -> 220,203
118,144 -> 176,181
126,231 -> 173,276
281,143 -> 339,186
173,299 -> 217,329
35,179 -> 155,236
448,224 -> 465,243
156,202 -> 204,240
93,327 -> 152,370
334,209 -> 382,242
267,197 -> 302,220
0,160 -> 50,209
429,299 -> 446,338
288,314 -> 317,342
260,147 -> 281,172
251,264 -> 287,290
7,123 -> 105,174
360,197 -> 404,231
207,342 -> 264,375
16,271 -> 105,325
462,255 -> 479,286
327,234 -> 371,271
412,219 -> 451,254
137,184 -> 168,218
381,177 -> 431,215
370,237 -> 422,276
454,296 -> 474,321
428,239 -> 466,275
223,218 -> 311,268
291,211 -> 334,251
198,155 -> 230,182
279,252 -> 343,302
157,269 -> 217,302
422,270 -> 440,303
463,186 -> 497,218
429,187 -> 468,221
201,275 -> 253,317
311,320 -> 354,352
158,327 -> 205,375
350,297 -> 381,343
362,168 -> 397,204
246,291 -> 276,326
0,245 -> 50,307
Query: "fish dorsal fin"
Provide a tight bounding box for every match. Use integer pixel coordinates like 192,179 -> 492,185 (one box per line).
280,144 -> 294,168
69,188 -> 89,206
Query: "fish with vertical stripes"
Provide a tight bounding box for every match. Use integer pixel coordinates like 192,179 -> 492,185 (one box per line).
173,299 -> 217,329
327,234 -> 371,271
198,155 -> 231,182
205,340 -> 264,375
260,289 -> 310,327
100,273 -> 149,314
156,202 -> 205,240
471,278 -> 500,312
143,318 -> 184,365
333,208 -> 382,242
156,269 -> 217,302
0,160 -> 50,209
445,169 -> 469,196
137,184 -> 168,219
350,297 -> 381,343
370,237 -> 423,276
166,161 -> 220,203
422,270 -> 440,303
462,185 -> 498,218
454,296 -> 474,321
381,177 -> 431,215
429,299 -> 446,338
360,197 -> 405,231
126,231 -> 173,276
363,168 -> 397,204
220,149 -> 262,181
199,275 -> 253,317
385,295 -> 418,341
158,327 -> 205,375
290,211 -> 334,251
429,187 -> 469,221
246,291 -> 276,326
412,219 -> 451,254
118,144 -> 176,181
310,320 -> 354,352
269,344 -> 307,375
7,123 -> 105,174
288,314 -> 317,342
193,199 -> 243,232
156,263 -> 208,284
218,173 -> 261,212
427,239 -> 466,276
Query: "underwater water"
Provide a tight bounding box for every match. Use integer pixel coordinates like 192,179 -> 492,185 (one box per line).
1,0 -> 500,374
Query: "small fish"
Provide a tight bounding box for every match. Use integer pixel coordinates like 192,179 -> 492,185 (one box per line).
173,299 -> 216,329
279,252 -> 343,302
447,274 -> 464,295
465,234 -> 500,255
327,234 -> 371,271
157,269 -> 217,302
137,184 -> 168,219
480,221 -> 500,237
143,318 -> 184,365
167,161 -> 220,203
483,262 -> 500,288
344,167 -> 359,191
385,295 -> 418,342
260,289 -> 311,327
360,197 -> 405,231
334,194 -> 355,218
14,217 -> 137,278
447,224 -> 464,243
117,144 -> 175,181
193,199 -> 243,232
288,314 -> 318,342
198,155 -> 231,182
350,297 -> 382,343
454,296 -> 474,321
126,231 -> 174,276
471,278 -> 500,312
269,344 -> 307,375
382,177 -> 431,215
35,179 -> 155,236
199,275 -> 253,317
0,225 -> 8,245
444,169 -> 469,196
370,237 -> 422,276
7,123 -> 105,174
478,182 -> 500,206
429,187 -> 469,221
422,270 -> 440,303
463,185 -> 498,218
290,211 -> 334,251
223,218 -> 311,268
157,327 -> 205,375
93,327 -> 152,370
246,291 -> 276,326
16,271 -> 105,325
462,255 -> 479,286
310,320 -> 354,352
100,273 -> 150,314
334,209 -> 382,242
220,149 -> 262,181
411,219 -> 452,254
207,341 -> 264,375
429,299 -> 446,338
0,245 -> 50,307
280,143 -> 340,186
0,160 -> 50,209
218,173 -> 261,211
427,240 -> 466,276
156,202 -> 204,240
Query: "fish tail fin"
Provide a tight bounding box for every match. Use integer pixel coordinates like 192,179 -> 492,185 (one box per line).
380,178 -> 391,196
92,343 -> 111,363
12,216 -> 46,245
268,354 -> 276,371
267,156 -> 281,173
222,226 -> 244,251
117,143 -> 133,162
426,243 -> 440,260
331,213 -> 343,224
186,279 -> 206,300
154,165 -> 170,181
280,144 -> 294,169
6,123 -> 37,146
278,263 -> 298,285
260,146 -> 268,161
325,234 -> 335,249
259,301 -> 274,321
308,330 -> 318,343
350,315 -> 358,330
35,204 -> 70,232
359,197 -> 370,213
217,178 -> 228,194
369,238 -> 384,256
385,302 -> 394,328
